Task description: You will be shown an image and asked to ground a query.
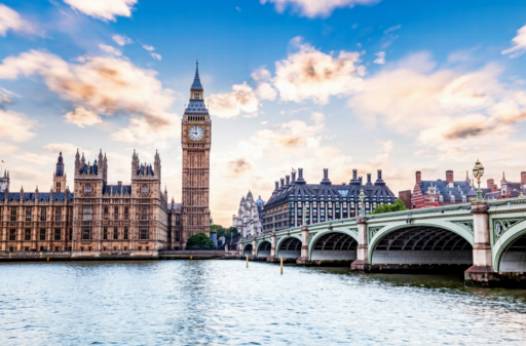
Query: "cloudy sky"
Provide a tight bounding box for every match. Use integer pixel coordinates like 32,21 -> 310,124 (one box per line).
1,0 -> 526,225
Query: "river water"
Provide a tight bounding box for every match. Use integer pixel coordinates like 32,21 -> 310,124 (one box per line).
0,260 -> 525,345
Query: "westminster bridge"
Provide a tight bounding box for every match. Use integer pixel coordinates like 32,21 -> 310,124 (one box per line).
239,198 -> 526,285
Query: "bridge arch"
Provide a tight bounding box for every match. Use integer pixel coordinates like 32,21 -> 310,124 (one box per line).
308,229 -> 358,262
243,243 -> 253,256
493,220 -> 526,272
256,240 -> 272,258
276,235 -> 302,260
368,222 -> 473,268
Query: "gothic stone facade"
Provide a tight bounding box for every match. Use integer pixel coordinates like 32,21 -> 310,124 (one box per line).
0,151 -> 172,257
232,191 -> 264,238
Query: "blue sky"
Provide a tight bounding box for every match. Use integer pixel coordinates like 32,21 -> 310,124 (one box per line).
1,0 -> 526,224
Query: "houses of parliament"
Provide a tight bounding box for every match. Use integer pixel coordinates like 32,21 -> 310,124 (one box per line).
0,65 -> 212,257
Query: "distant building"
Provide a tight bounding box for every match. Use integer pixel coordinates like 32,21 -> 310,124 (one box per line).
411,170 -> 476,209
408,169 -> 526,209
485,172 -> 526,200
263,168 -> 396,232
232,191 -> 264,238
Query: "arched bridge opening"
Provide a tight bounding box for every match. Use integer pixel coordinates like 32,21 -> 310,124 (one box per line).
499,233 -> 526,272
371,226 -> 472,272
243,244 -> 253,257
257,241 -> 271,258
310,232 -> 357,263
277,237 -> 302,260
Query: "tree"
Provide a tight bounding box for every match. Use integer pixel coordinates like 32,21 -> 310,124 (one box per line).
372,199 -> 407,214
186,233 -> 214,250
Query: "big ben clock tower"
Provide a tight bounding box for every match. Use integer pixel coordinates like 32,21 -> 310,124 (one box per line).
181,62 -> 211,246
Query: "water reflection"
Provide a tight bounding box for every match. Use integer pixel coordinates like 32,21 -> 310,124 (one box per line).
0,261 -> 525,345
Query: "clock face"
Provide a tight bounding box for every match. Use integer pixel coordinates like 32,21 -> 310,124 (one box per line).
188,126 -> 204,141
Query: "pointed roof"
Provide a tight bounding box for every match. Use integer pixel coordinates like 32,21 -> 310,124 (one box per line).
191,61 -> 203,91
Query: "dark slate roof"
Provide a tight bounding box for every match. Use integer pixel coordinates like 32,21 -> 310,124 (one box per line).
265,179 -> 395,210
103,184 -> 132,195
184,99 -> 209,115
420,179 -> 476,203
79,162 -> 98,175
136,164 -> 155,176
1,192 -> 74,202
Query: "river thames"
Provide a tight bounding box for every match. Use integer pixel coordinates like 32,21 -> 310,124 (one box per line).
0,260 -> 525,345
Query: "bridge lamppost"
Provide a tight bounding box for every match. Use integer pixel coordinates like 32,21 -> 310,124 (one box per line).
359,187 -> 366,217
472,159 -> 484,201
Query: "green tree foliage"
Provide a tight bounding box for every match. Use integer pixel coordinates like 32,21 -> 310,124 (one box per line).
372,199 -> 407,214
186,233 -> 214,250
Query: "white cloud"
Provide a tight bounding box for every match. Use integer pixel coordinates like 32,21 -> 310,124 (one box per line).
0,4 -> 32,36
0,50 -> 176,142
44,142 -> 88,156
111,116 -> 179,143
63,0 -> 137,21
112,34 -> 132,46
0,87 -> 15,105
209,38 -> 364,116
142,44 -> 162,61
502,24 -> 526,57
348,52 -> 526,152
374,51 -> 385,65
272,38 -> 365,103
256,82 -> 277,101
207,83 -> 259,118
0,109 -> 36,142
64,107 -> 103,127
260,0 -> 377,18
98,43 -> 122,57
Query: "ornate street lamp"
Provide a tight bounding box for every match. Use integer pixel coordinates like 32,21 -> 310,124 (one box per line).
472,159 -> 485,201
359,187 -> 366,217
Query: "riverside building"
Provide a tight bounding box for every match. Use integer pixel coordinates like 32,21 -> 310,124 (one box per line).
262,168 -> 396,232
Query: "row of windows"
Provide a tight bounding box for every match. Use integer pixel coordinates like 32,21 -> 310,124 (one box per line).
0,207 -> 66,222
2,228 -> 65,241
83,206 -> 148,221
81,227 -> 149,241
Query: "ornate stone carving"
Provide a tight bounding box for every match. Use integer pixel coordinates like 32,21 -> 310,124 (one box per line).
368,226 -> 383,241
493,218 -> 522,242
452,220 -> 473,233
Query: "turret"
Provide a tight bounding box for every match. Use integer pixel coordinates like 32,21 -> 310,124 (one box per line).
154,149 -> 161,179
53,152 -> 67,192
0,169 -> 9,193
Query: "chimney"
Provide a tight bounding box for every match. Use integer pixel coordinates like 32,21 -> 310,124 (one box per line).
351,169 -> 358,183
366,173 -> 372,185
297,168 -> 305,184
291,171 -> 296,183
274,181 -> 279,190
446,170 -> 454,184
487,178 -> 497,192
521,171 -> 526,186
286,175 -> 290,185
280,178 -> 285,188
416,171 -> 422,185
375,169 -> 384,185
321,168 -> 331,185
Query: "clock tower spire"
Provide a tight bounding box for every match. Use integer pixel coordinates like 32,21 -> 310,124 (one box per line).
180,62 -> 212,248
